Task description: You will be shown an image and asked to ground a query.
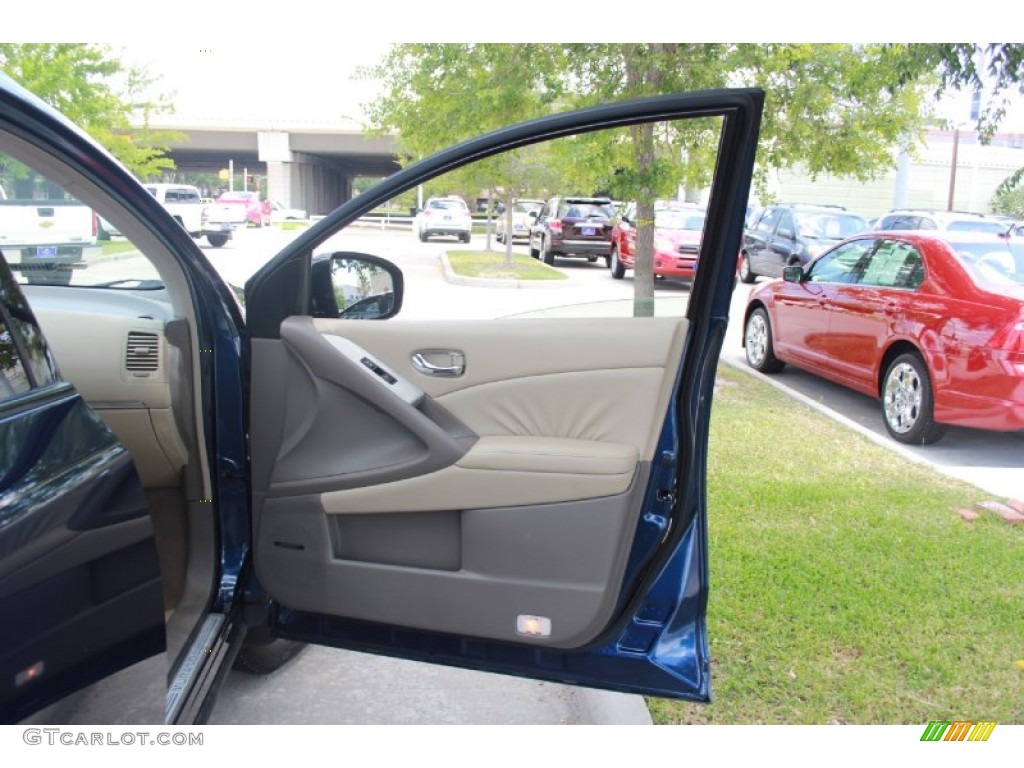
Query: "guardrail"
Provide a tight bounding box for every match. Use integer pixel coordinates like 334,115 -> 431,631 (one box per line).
311,214 -> 496,234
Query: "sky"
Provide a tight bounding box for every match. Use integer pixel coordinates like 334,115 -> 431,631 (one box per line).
118,41 -> 391,128
113,40 -> 1024,135
7,5 -> 1024,132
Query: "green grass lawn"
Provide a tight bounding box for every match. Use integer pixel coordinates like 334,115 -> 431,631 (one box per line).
446,251 -> 567,281
649,366 -> 1024,724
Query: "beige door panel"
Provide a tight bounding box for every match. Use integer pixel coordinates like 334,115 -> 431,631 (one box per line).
312,316 -> 688,460
320,435 -> 638,514
251,315 -> 688,647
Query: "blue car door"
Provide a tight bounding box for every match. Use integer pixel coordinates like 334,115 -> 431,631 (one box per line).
244,90 -> 763,700
0,256 -> 164,722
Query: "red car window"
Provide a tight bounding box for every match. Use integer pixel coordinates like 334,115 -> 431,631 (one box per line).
859,241 -> 923,288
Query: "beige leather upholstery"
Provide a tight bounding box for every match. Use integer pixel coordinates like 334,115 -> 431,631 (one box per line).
314,316 -> 689,460
321,435 -> 637,513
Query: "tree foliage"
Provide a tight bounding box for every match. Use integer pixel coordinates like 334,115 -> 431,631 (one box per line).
880,43 -> 1024,140
0,43 -> 181,179
363,43 -> 1024,313
992,166 -> 1024,218
362,43 -> 565,261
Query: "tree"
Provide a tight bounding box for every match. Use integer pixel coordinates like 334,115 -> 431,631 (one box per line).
991,167 -> 1024,218
362,43 -> 564,264
0,44 -> 181,179
559,45 -> 730,315
884,44 -> 1024,220
880,44 -> 1024,141
364,44 -> 1018,314
559,44 -> 935,314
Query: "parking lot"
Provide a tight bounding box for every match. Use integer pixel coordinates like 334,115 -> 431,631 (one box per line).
210,224 -> 1022,503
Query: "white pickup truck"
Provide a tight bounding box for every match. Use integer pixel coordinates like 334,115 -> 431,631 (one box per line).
144,183 -> 233,248
0,181 -> 98,284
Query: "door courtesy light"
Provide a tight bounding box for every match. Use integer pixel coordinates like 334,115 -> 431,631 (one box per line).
516,615 -> 552,638
15,660 -> 45,687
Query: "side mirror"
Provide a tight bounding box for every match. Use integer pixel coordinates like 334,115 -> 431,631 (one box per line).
527,210 -> 539,220
782,265 -> 804,283
311,252 -> 404,320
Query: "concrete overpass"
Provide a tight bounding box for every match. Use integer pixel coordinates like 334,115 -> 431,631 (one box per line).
152,119 -> 402,215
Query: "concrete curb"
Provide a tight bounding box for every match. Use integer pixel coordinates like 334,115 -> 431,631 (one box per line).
439,252 -> 570,289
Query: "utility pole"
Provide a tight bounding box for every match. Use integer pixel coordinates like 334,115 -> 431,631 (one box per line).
947,127 -> 960,211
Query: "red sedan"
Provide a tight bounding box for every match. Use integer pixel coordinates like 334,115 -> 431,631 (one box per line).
610,202 -> 705,282
742,231 -> 1024,444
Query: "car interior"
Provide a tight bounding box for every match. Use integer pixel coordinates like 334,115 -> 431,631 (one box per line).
2,111 -> 726,668
1,133 -> 218,666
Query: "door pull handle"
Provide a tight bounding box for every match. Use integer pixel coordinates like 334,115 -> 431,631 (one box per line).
411,351 -> 465,377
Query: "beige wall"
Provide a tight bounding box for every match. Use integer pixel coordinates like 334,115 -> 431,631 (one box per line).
766,130 -> 1024,218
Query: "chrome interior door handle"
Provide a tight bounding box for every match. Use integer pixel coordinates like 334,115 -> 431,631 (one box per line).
411,350 -> 465,377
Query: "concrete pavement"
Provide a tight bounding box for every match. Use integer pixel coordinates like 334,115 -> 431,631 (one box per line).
209,647 -> 652,725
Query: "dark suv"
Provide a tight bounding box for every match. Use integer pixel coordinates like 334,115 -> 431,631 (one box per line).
739,203 -> 868,282
528,196 -> 616,265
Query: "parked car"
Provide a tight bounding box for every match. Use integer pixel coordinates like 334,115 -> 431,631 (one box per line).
610,201 -> 706,282
269,199 -> 308,223
216,190 -> 271,227
528,196 -> 616,265
874,209 -> 1015,235
740,204 -> 868,283
495,199 -> 544,243
742,230 -> 1024,444
140,183 -> 234,247
0,174 -> 97,286
413,196 -> 472,242
0,71 -> 763,724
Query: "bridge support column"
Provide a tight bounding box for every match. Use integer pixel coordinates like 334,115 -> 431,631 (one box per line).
258,131 -> 296,207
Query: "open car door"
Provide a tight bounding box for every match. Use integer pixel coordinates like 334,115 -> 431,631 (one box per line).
245,90 -> 762,700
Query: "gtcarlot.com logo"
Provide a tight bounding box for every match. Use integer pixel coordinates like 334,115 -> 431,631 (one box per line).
920,721 -> 996,742
22,729 -> 203,746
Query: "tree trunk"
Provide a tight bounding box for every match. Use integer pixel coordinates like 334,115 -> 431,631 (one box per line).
485,187 -> 494,251
632,122 -> 656,318
623,43 -> 669,318
504,190 -> 515,268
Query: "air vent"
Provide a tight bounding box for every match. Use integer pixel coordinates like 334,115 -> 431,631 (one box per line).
125,331 -> 160,373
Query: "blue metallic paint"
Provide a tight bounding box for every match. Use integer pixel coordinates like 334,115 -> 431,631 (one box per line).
0,391 -> 164,721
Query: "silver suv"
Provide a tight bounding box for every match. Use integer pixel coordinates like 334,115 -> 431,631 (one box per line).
874,209 -> 1015,235
413,196 -> 473,242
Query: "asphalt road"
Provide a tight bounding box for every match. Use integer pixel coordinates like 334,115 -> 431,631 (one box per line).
201,224 -> 1021,724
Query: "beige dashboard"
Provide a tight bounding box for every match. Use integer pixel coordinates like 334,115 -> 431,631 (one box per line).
25,286 -> 188,488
